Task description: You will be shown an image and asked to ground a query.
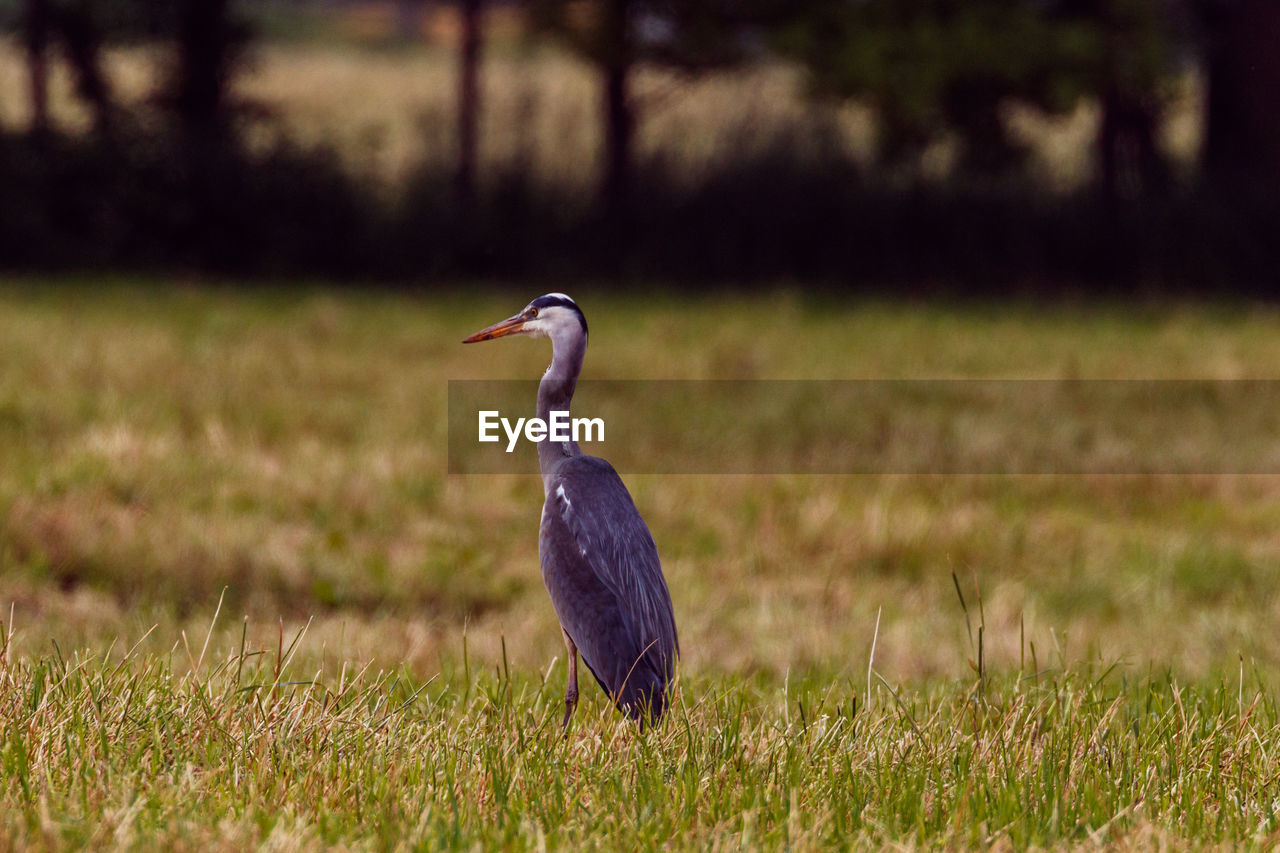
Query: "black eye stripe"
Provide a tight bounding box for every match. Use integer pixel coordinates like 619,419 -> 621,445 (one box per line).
525,296 -> 588,334
530,294 -> 584,309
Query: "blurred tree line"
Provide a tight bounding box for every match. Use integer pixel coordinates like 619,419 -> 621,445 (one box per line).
0,0 -> 1276,288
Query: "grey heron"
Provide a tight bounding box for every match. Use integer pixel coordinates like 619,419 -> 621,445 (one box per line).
463,294 -> 679,727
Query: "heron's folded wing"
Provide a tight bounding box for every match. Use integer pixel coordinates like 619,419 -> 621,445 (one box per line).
540,457 -> 678,697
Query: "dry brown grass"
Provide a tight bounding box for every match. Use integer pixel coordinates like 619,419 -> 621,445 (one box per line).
2,284 -> 1279,695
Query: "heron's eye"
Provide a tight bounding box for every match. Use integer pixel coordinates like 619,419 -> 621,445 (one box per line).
528,308 -> 539,318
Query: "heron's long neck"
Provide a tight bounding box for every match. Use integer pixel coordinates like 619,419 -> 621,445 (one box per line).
537,329 -> 586,483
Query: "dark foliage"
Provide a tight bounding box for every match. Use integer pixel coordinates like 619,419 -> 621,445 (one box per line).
0,130 -> 371,276
0,127 -> 1275,292
1,1 -> 1276,292
1200,0 -> 1280,190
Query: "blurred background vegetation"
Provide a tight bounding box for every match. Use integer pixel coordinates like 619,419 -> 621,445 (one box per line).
0,0 -> 1275,290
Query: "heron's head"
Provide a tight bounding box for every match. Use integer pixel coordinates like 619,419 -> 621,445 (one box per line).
462,293 -> 588,346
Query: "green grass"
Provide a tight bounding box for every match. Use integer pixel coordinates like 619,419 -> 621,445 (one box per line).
2,626 -> 1278,849
3,281 -> 1280,847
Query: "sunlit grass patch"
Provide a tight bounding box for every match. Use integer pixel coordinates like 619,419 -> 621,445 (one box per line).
3,284 -> 1280,679
0,613 -> 1277,849
1,282 -> 1280,845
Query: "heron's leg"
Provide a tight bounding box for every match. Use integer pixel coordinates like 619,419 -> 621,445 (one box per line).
561,629 -> 579,730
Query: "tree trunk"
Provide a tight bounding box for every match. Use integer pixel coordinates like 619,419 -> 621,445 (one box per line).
170,0 -> 241,138
1098,84 -> 1166,202
1203,0 -> 1280,190
599,0 -> 634,217
23,0 -> 51,135
456,0 -> 483,207
56,3 -> 115,137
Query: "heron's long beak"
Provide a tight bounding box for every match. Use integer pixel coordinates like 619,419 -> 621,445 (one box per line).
462,314 -> 526,343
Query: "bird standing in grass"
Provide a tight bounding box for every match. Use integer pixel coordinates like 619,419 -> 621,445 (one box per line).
463,294 -> 678,727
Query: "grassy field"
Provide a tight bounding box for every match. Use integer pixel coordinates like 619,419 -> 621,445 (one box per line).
3,282 -> 1280,848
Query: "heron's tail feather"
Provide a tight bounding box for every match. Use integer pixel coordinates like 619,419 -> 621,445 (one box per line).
613,649 -> 675,724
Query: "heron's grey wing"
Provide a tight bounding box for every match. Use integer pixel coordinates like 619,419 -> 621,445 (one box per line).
539,456 -> 678,719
